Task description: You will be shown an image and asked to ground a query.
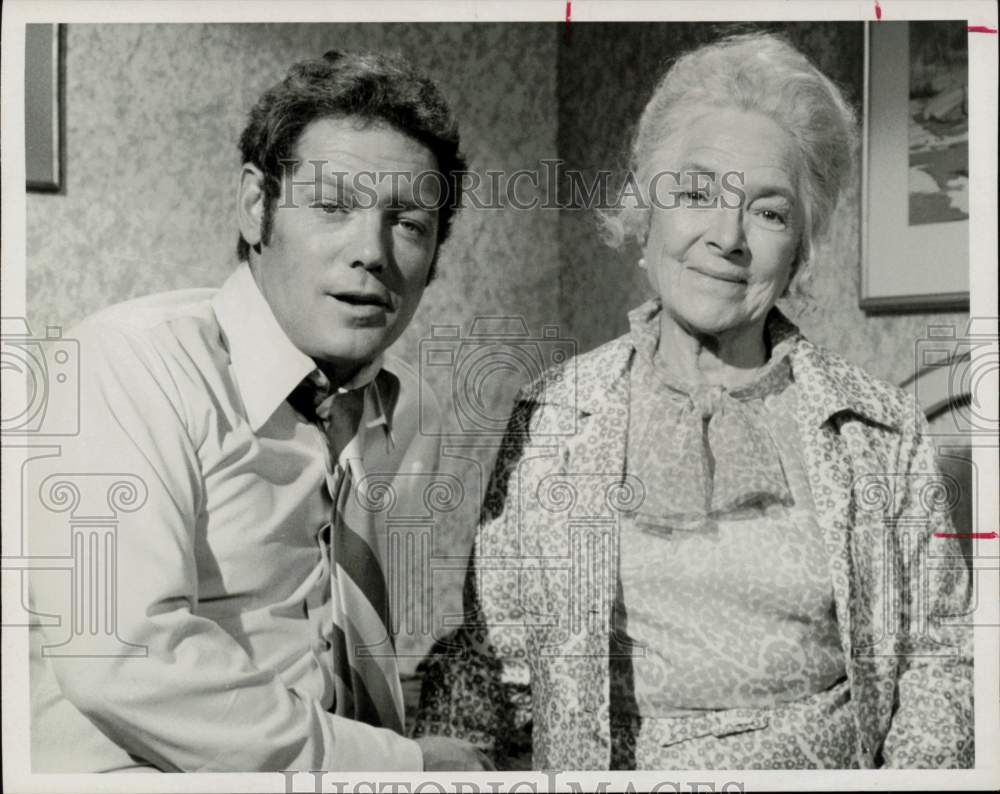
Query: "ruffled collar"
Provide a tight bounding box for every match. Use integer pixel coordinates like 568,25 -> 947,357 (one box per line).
626,299 -> 797,532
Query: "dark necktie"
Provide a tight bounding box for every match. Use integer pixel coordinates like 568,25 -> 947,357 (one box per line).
289,370 -> 405,733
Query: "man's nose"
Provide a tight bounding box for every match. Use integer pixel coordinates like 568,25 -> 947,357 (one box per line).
705,206 -> 747,260
347,211 -> 389,271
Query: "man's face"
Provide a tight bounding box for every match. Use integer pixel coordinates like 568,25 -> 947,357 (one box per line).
245,117 -> 440,381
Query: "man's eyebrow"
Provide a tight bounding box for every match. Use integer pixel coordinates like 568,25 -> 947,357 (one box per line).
306,177 -> 435,212
388,196 -> 435,212
318,173 -> 352,189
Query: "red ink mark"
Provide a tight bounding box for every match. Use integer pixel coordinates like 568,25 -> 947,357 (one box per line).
967,25 -> 998,33
565,0 -> 572,42
934,532 -> 998,540
874,0 -> 882,20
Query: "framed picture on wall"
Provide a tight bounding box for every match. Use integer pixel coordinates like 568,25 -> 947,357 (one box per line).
25,23 -> 61,191
860,20 -> 970,311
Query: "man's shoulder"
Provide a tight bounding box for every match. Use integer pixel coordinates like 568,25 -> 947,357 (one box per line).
68,286 -> 226,370
73,286 -> 220,340
68,286 -> 232,417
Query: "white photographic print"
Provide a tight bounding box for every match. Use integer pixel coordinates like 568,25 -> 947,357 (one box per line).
2,1 -> 997,792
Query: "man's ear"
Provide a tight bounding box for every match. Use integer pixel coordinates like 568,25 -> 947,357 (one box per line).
237,164 -> 266,250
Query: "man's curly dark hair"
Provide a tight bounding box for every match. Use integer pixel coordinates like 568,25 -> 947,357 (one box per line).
236,49 -> 467,280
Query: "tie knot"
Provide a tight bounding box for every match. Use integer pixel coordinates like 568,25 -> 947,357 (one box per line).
288,369 -> 334,422
317,388 -> 365,430
289,371 -> 366,458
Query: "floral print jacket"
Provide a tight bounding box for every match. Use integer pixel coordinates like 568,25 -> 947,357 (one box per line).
414,310 -> 974,769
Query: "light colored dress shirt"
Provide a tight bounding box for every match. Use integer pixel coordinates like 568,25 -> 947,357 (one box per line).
28,263 -> 437,772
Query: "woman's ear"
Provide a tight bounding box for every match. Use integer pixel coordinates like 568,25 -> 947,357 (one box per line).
237,164 -> 266,251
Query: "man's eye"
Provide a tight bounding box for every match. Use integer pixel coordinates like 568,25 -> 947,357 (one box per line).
396,218 -> 428,237
315,202 -> 349,214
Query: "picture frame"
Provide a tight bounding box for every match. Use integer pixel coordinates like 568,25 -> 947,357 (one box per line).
860,20 -> 970,312
25,23 -> 61,192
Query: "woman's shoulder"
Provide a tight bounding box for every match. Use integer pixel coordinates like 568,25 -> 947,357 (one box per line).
791,336 -> 920,431
517,332 -> 633,408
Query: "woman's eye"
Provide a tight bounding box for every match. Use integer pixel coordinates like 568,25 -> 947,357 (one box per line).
755,207 -> 788,228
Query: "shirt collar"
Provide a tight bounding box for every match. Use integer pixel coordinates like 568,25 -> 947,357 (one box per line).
366,366 -> 400,440
211,262 -> 400,433
211,263 -> 313,430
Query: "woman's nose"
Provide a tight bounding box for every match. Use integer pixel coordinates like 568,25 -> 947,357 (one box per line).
704,206 -> 747,260
347,211 -> 389,271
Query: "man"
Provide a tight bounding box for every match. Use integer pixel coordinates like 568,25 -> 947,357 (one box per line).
29,49 -> 488,772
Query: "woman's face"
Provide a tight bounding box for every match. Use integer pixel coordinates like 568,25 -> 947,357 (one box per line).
642,108 -> 805,340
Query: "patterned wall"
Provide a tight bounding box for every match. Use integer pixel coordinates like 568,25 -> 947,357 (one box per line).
26,22 -> 969,662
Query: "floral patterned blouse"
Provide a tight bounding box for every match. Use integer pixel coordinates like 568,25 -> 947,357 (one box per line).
607,302 -> 858,768
613,301 -> 846,716
413,303 -> 974,771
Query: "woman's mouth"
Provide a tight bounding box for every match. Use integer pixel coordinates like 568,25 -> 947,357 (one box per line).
687,265 -> 748,285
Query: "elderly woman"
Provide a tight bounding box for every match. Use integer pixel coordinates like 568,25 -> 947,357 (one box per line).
414,33 -> 973,770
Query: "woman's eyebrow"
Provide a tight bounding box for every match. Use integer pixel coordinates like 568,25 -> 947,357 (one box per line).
675,160 -> 719,176
746,181 -> 797,204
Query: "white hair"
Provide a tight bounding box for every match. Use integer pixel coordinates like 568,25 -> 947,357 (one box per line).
600,32 -> 858,292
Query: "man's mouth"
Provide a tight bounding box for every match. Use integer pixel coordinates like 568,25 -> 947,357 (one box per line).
330,291 -> 393,310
